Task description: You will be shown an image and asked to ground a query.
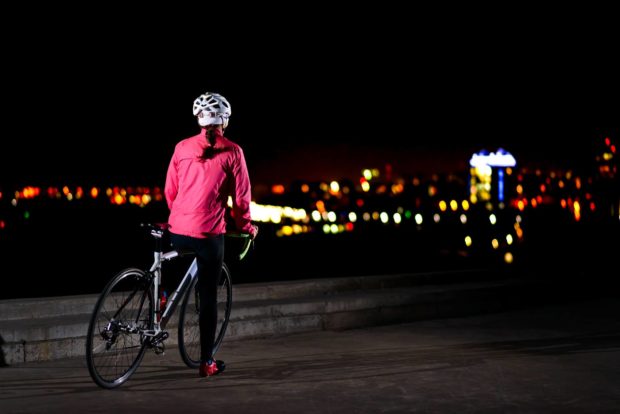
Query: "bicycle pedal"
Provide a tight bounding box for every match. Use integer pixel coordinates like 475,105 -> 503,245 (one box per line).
149,331 -> 169,347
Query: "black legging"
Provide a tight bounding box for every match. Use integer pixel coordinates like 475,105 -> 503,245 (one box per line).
169,233 -> 224,362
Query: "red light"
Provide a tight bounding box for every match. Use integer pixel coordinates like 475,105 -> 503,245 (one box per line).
605,137 -> 611,146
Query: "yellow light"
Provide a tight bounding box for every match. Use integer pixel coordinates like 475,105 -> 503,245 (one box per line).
464,236 -> 472,247
573,200 -> 581,221
380,212 -> 389,224
323,224 -> 331,234
450,200 -> 458,211
489,214 -> 497,225
91,187 -> 99,198
361,181 -> 370,192
491,239 -> 499,249
439,200 -> 447,212
515,227 -> 524,238
391,183 -> 404,194
329,181 -> 340,194
270,210 -> 281,224
362,169 -> 372,180
281,225 -> 293,236
504,252 -> 514,264
330,224 -> 339,233
516,184 -> 523,195
461,200 -> 470,211
506,234 -> 513,245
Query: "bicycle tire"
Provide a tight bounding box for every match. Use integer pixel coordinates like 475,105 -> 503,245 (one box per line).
86,268 -> 154,389
178,263 -> 233,369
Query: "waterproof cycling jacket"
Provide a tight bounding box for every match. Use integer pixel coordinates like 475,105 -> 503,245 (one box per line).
165,128 -> 255,238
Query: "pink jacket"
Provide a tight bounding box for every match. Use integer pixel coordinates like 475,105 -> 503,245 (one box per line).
165,128 -> 255,238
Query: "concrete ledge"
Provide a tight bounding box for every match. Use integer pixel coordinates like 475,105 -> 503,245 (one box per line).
0,271 -> 537,366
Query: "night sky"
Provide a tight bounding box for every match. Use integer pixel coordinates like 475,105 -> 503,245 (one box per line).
1,12 -> 617,187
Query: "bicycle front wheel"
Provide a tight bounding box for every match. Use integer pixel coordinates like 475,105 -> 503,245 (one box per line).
86,268 -> 154,389
178,263 -> 233,368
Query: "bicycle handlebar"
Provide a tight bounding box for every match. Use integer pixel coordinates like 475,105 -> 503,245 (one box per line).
225,231 -> 254,261
140,223 -> 255,261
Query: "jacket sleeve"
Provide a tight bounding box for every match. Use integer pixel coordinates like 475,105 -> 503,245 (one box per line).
231,146 -> 256,236
164,149 -> 179,211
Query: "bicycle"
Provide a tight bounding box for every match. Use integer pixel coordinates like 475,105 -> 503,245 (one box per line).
85,222 -> 254,389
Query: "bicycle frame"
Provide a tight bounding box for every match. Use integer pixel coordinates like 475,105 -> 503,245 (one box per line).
138,225 -> 252,341
156,253 -> 197,330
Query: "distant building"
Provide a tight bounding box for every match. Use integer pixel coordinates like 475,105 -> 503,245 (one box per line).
468,148 -> 517,205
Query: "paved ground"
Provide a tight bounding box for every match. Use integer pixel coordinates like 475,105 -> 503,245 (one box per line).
1,295 -> 619,413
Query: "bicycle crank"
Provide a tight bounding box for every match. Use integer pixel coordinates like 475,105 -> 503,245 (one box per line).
149,331 -> 169,355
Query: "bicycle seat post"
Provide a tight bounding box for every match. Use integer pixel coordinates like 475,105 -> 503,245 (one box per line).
145,223 -> 169,330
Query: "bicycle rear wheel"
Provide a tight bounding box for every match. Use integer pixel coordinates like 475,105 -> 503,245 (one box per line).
86,268 -> 154,389
178,263 -> 233,368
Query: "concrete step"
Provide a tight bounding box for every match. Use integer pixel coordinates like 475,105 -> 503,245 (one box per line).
0,271 -> 538,366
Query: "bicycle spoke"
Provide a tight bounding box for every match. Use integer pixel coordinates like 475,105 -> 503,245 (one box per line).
86,269 -> 153,389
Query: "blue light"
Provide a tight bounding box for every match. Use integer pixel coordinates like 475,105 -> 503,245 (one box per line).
498,169 -> 504,202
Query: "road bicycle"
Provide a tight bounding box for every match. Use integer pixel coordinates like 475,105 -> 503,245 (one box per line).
85,222 -> 253,389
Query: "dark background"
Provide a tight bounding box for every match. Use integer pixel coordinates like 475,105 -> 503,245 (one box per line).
1,10 -> 618,186
1,9 -> 618,299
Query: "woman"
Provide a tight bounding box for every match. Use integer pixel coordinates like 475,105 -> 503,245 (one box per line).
165,92 -> 258,377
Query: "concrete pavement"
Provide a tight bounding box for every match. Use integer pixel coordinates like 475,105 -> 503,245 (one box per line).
1,295 -> 619,413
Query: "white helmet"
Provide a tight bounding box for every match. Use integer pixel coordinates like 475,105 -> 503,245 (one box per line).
193,92 -> 232,128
